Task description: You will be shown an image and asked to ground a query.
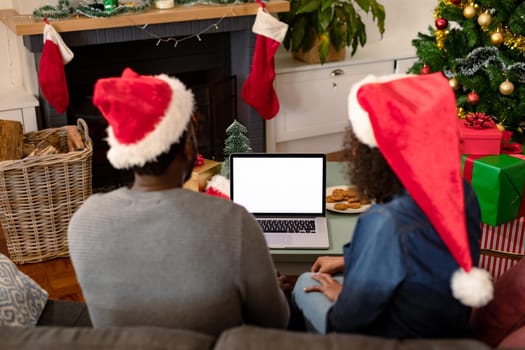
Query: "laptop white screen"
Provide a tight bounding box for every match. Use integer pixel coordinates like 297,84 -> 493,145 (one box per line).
230,154 -> 326,215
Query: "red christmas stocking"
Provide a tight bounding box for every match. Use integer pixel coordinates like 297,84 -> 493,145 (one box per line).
38,23 -> 74,114
242,8 -> 288,120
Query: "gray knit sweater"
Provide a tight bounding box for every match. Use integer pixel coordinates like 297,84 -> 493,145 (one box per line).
68,187 -> 290,336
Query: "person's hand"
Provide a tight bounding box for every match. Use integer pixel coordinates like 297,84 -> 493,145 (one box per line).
276,270 -> 292,293
311,256 -> 344,274
304,273 -> 342,302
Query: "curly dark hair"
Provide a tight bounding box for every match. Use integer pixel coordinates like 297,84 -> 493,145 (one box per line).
130,130 -> 189,176
342,125 -> 404,203
130,114 -> 199,176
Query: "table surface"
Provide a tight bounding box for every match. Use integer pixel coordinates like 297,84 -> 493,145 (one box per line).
270,161 -> 360,267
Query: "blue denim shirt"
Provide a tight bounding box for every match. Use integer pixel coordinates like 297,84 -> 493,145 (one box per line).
327,180 -> 481,338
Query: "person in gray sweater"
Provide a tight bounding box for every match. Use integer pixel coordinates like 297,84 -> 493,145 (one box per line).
67,68 -> 290,336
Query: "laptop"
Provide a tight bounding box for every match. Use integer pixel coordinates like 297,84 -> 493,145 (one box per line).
230,153 -> 329,249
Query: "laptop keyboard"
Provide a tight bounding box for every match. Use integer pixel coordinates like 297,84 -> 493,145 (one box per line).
256,219 -> 316,233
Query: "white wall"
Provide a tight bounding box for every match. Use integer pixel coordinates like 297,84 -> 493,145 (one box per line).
0,0 -> 437,97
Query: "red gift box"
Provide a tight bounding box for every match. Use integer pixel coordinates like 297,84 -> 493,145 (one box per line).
458,119 -> 502,155
479,217 -> 525,281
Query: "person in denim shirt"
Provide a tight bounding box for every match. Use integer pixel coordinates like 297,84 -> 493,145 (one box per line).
291,73 -> 494,337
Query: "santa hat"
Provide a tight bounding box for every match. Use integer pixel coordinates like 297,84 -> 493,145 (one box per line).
348,73 -> 493,308
205,174 -> 230,200
92,68 -> 194,169
38,22 -> 74,114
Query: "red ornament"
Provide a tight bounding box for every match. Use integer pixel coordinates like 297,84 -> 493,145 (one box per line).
450,0 -> 461,5
435,18 -> 449,30
420,65 -> 431,75
467,91 -> 480,105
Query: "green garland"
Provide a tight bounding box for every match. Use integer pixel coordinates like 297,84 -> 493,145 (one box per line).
33,0 -> 153,21
32,0 -> 74,20
76,0 -> 153,18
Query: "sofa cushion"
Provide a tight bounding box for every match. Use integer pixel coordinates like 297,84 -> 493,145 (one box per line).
470,258 -> 525,347
0,253 -> 48,326
0,326 -> 215,350
216,326 -> 491,350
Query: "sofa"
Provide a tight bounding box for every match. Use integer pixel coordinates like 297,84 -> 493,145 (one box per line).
2,254 -> 525,350
0,297 -> 523,350
0,324 -> 504,350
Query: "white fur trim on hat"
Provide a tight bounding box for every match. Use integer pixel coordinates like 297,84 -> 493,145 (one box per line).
252,7 -> 288,43
43,23 -> 74,64
105,74 -> 194,169
205,174 -> 230,197
451,267 -> 494,307
348,74 -> 414,148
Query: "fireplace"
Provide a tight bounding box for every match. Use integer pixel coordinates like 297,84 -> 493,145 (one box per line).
22,15 -> 265,188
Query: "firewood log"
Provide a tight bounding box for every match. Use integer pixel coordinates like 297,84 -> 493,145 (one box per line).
0,119 -> 24,161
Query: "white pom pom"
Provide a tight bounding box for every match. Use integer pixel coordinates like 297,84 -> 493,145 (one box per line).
205,174 -> 230,197
451,267 -> 493,308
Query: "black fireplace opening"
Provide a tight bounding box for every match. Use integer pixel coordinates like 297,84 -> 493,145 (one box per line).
63,33 -> 236,189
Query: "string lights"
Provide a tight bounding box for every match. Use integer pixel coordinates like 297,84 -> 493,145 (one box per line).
136,5 -> 235,47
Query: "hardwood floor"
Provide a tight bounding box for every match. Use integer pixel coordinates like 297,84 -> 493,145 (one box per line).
0,151 -> 346,303
0,224 -> 84,302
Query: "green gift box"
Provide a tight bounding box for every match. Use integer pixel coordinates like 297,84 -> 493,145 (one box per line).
461,154 -> 525,226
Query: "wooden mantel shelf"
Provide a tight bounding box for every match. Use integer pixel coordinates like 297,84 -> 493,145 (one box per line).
0,1 -> 289,36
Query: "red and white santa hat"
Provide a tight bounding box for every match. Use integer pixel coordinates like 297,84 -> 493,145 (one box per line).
348,72 -> 493,308
92,68 -> 194,169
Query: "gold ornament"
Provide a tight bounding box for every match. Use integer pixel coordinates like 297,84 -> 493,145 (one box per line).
490,31 -> 504,45
434,29 -> 448,50
477,12 -> 492,27
463,5 -> 477,19
449,77 -> 459,90
499,80 -> 515,95
496,123 -> 505,132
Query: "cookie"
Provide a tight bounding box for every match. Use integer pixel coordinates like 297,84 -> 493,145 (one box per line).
347,202 -> 362,209
334,203 -> 349,210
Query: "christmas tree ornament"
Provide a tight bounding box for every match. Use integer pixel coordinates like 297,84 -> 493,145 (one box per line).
420,65 -> 431,74
463,5 -> 477,19
477,12 -> 492,27
92,68 -> 195,170
490,31 -> 504,45
38,22 -> 74,114
496,123 -> 505,132
449,77 -> 459,90
348,73 -> 493,307
435,18 -> 448,30
499,79 -> 515,95
450,0 -> 461,4
467,91 -> 480,105
242,4 -> 288,120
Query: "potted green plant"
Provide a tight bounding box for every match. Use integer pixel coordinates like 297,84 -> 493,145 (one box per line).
279,0 -> 386,64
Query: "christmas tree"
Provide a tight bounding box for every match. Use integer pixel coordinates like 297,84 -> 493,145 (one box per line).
408,0 -> 525,143
221,119 -> 252,178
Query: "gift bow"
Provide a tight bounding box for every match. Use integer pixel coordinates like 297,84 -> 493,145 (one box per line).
463,112 -> 496,129
501,130 -> 523,155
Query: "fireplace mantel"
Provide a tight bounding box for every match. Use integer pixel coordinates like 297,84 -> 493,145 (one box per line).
0,1 -> 289,36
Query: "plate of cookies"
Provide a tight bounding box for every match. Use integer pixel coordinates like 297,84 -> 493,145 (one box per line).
326,186 -> 373,214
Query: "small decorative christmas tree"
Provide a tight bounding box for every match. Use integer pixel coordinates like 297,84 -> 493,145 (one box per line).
408,0 -> 525,143
221,119 -> 252,179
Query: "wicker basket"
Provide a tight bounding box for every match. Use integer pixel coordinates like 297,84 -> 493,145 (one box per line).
0,119 -> 92,264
